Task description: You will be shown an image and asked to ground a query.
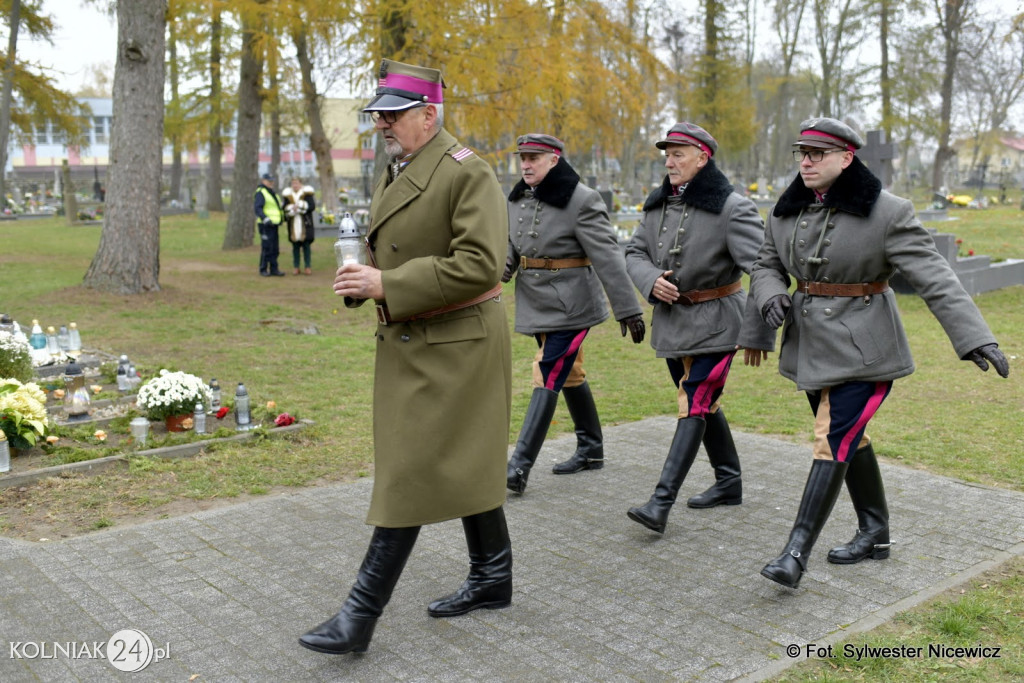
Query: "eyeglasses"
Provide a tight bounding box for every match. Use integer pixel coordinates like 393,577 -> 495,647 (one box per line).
370,106 -> 424,125
792,149 -> 845,163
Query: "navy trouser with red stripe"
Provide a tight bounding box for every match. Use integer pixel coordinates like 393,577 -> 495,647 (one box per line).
532,329 -> 589,393
666,351 -> 735,419
807,381 -> 893,462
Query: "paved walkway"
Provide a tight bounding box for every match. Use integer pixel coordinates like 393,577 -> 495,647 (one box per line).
1,417 -> 1022,681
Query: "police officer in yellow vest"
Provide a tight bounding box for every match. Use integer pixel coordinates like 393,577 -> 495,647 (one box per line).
254,173 -> 286,276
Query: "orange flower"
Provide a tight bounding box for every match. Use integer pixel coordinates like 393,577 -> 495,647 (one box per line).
93,430 -> 107,441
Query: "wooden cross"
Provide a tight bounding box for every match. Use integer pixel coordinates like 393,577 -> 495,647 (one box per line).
859,130 -> 899,188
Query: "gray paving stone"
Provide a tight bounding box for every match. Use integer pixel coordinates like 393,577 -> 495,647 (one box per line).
0,417 -> 1021,681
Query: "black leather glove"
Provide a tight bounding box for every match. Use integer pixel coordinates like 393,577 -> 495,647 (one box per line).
619,314 -> 645,344
762,294 -> 792,329
965,343 -> 1010,378
501,259 -> 515,283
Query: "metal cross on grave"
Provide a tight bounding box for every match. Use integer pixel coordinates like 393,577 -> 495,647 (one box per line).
859,130 -> 899,188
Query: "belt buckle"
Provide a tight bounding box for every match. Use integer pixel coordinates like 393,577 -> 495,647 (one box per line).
520,255 -> 528,269
375,304 -> 389,326
797,281 -> 811,294
676,292 -> 695,306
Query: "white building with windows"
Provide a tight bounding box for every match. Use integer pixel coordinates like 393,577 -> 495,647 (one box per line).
5,97 -> 376,199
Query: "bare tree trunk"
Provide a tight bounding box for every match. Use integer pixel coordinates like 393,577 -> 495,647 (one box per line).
292,26 -> 338,214
374,6 -> 408,181
83,0 -> 166,294
223,11 -> 263,250
0,0 -> 21,205
206,6 -> 224,212
168,18 -> 182,203
268,48 -> 281,182
878,0 -> 893,137
932,0 -> 970,192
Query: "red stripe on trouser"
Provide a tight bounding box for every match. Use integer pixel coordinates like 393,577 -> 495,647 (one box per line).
835,383 -> 889,462
688,354 -> 732,418
544,330 -> 588,391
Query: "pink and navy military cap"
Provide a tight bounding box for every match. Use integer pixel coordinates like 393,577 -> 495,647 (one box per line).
363,59 -> 446,112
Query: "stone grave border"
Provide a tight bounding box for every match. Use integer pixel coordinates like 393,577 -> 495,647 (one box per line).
0,418 -> 312,490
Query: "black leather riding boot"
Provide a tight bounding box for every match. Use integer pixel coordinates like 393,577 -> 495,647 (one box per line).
299,525 -> 420,654
428,506 -> 513,618
552,382 -> 605,474
626,417 -> 706,533
507,388 -> 559,494
761,459 -> 848,589
686,409 -> 742,508
828,444 -> 890,564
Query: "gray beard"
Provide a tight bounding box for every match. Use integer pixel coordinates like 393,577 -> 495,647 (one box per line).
384,139 -> 404,158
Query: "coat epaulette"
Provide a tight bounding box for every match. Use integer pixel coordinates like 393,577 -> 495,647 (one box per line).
447,145 -> 476,163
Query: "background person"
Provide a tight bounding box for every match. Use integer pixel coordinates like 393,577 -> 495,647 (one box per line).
299,59 -> 513,656
751,117 -> 1010,589
624,122 -> 774,534
254,173 -> 285,277
503,133 -> 645,495
282,177 -> 316,275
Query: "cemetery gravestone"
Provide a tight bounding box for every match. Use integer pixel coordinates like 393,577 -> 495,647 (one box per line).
860,130 -> 899,189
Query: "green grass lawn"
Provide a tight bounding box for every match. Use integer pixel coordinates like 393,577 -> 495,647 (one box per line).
0,205 -> 1021,678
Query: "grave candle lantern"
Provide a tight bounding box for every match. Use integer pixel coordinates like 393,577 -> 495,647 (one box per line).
63,360 -> 91,420
333,212 -> 365,267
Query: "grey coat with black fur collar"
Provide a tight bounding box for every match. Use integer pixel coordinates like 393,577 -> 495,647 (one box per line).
751,156 -> 997,390
625,159 -> 774,357
506,157 -> 642,333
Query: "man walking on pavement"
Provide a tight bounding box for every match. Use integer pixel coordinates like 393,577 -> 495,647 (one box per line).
752,117 -> 1010,589
624,122 -> 774,535
503,133 -> 645,495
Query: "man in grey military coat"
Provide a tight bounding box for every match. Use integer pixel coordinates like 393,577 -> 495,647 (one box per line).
752,117 -> 1009,590
624,122 -> 775,535
503,133 -> 646,495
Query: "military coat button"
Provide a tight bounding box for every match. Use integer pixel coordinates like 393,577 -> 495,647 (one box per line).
800,221 -> 808,228
391,244 -> 398,251
824,308 -> 832,316
801,309 -> 808,317
798,258 -> 806,265
400,334 -> 410,342
657,242 -> 663,248
821,258 -> 830,264
823,238 -> 831,246
798,239 -> 806,246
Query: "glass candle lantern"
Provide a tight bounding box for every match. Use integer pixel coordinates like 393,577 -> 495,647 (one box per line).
67,322 -> 82,359
234,382 -> 251,430
63,360 -> 91,420
0,431 -> 9,473
333,212 -> 365,267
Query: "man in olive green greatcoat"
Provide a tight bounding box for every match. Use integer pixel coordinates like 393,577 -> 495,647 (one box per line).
299,59 -> 513,656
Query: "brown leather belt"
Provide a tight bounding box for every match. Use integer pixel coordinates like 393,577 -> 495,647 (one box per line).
376,284 -> 503,326
795,280 -> 890,297
674,281 -> 742,306
520,256 -> 592,270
